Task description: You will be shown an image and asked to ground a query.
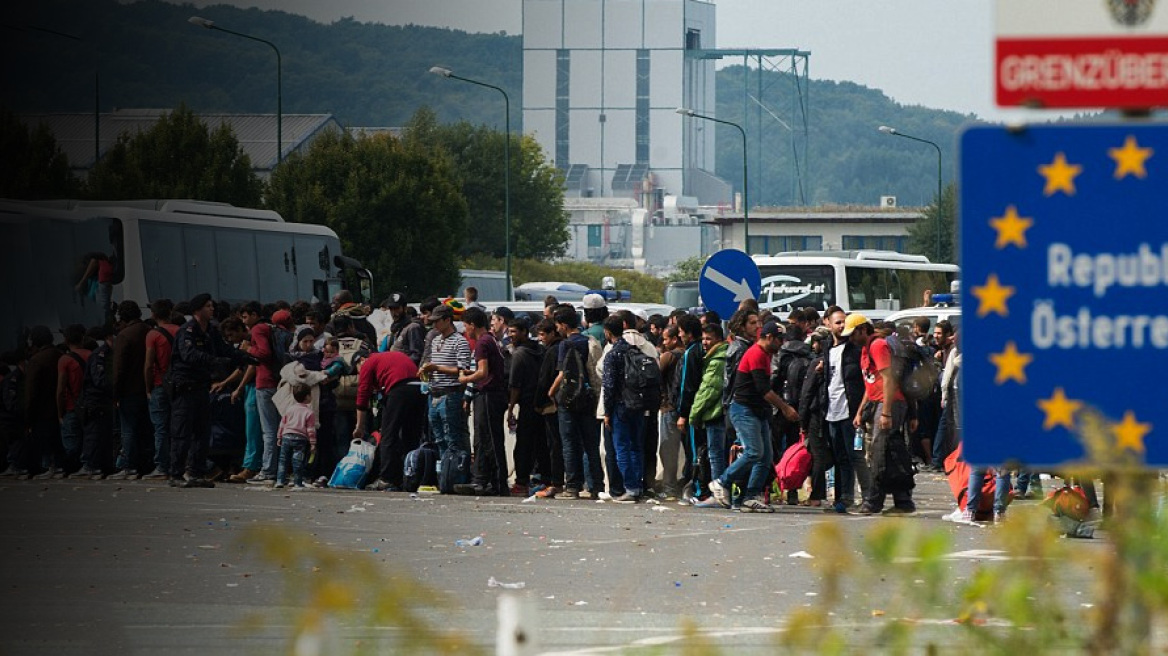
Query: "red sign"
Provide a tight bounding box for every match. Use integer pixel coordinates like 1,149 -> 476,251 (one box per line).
996,0 -> 1168,109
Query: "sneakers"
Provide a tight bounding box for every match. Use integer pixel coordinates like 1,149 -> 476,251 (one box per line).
692,496 -> 722,508
993,511 -> 1006,524
274,482 -> 287,489
106,469 -> 138,481
247,473 -> 275,486
33,468 -> 62,480
74,467 -> 102,480
708,479 -> 731,508
182,477 -> 215,488
141,468 -> 169,480
740,498 -> 775,513
313,476 -> 328,488
0,467 -> 23,478
857,503 -> 880,515
229,468 -> 256,483
597,491 -> 615,501
613,492 -> 639,504
941,508 -> 964,522
535,485 -> 561,499
369,479 -> 393,492
558,488 -> 580,500
824,501 -> 849,514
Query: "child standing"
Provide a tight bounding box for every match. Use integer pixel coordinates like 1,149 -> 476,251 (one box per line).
276,384 -> 316,488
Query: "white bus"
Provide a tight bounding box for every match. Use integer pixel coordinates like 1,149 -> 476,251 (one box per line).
752,250 -> 959,320
0,198 -> 372,348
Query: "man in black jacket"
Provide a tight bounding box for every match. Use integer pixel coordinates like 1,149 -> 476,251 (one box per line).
506,318 -> 547,495
169,293 -> 257,488
533,318 -> 564,497
820,307 -> 868,511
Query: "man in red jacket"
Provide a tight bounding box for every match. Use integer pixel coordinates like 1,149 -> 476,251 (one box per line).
354,351 -> 424,491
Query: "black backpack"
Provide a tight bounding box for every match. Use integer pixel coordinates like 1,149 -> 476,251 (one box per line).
887,335 -> 939,402
268,324 -> 296,371
556,342 -> 595,413
438,448 -> 471,494
404,442 -> 440,492
782,351 -> 813,408
621,347 -> 661,412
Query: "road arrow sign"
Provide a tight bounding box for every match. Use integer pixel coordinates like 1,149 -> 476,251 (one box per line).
698,249 -> 762,319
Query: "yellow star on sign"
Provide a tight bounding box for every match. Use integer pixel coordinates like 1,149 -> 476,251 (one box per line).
1037,387 -> 1081,430
989,341 -> 1032,385
1109,135 -> 1153,180
989,205 -> 1034,250
1111,410 -> 1150,454
971,273 -> 1016,317
1038,152 -> 1083,196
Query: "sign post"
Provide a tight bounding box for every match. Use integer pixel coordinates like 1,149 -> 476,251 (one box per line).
698,249 -> 761,320
961,123 -> 1167,467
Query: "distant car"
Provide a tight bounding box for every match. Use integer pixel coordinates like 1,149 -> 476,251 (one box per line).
884,300 -> 962,336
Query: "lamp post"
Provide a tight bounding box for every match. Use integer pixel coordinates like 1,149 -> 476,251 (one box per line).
678,107 -> 749,252
189,16 -> 282,164
430,66 -> 512,300
22,26 -> 100,165
879,125 -> 943,262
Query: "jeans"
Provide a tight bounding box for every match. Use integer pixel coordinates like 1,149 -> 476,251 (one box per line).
968,469 -> 1011,515
117,394 -> 151,473
255,387 -> 281,477
612,404 -> 645,496
242,384 -> 263,471
602,422 -> 624,496
826,420 -> 857,506
721,402 -> 774,499
60,410 -> 83,472
658,409 -> 683,494
931,403 -> 953,468
429,392 -> 470,457
147,387 -> 171,472
277,435 -> 310,485
558,409 -> 602,493
1016,469 -> 1042,496
705,417 -> 728,483
80,406 -> 113,472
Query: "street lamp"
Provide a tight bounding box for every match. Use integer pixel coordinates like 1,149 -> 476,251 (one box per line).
677,107 -> 749,252
879,125 -> 943,262
189,16 -> 282,164
430,66 -> 512,300
21,26 -> 101,165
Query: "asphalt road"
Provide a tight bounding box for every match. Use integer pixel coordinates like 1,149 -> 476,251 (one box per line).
0,473 -> 1103,655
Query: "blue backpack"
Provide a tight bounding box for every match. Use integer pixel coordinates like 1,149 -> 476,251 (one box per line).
403,442 -> 440,492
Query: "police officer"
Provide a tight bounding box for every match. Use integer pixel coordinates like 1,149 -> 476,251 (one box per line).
168,293 -> 257,488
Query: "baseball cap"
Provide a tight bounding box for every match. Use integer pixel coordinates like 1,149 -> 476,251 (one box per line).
840,313 -> 872,337
385,292 -> 406,309
582,293 -> 607,310
427,304 -> 454,324
759,321 -> 782,339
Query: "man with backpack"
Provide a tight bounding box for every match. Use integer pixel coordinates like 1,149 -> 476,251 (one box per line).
142,300 -> 179,480
709,321 -> 800,512
549,305 -> 603,500
600,315 -> 653,503
75,325 -> 116,478
848,314 -> 916,515
354,350 -> 424,492
595,310 -> 659,499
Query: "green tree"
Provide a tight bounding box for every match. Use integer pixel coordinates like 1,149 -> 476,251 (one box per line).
403,108 -> 568,261
664,255 -> 706,282
85,104 -> 263,206
906,183 -> 957,264
0,109 -> 78,199
267,129 -> 469,298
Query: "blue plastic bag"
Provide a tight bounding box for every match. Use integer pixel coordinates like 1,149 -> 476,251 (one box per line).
328,438 -> 376,489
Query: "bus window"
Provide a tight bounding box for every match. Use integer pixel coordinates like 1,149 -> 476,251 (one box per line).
215,230 -> 259,303
140,221 -> 187,302
757,265 -> 835,313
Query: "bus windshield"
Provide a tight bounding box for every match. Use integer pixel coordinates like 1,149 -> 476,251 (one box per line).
757,265 -> 835,313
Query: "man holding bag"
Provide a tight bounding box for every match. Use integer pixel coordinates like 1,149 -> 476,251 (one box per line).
354,350 -> 425,492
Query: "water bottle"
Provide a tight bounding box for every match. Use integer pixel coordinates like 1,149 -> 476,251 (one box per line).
853,427 -> 865,451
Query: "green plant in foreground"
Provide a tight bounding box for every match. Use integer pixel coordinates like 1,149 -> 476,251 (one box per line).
238,524 -> 482,655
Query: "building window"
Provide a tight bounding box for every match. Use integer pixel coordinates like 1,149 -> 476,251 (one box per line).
686,29 -> 701,50
635,50 -> 650,164
556,49 -> 570,167
587,225 -> 602,248
747,235 -> 823,255
841,235 -> 907,252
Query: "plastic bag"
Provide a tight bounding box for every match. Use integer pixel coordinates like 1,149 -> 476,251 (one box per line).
328,439 -> 376,489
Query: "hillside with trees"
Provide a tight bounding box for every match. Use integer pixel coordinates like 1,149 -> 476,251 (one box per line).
5,0 -> 985,208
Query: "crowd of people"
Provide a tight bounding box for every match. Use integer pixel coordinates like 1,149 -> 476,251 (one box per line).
1,283 -> 1023,520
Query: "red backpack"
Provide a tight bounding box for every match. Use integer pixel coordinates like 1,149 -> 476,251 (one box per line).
775,433 -> 813,492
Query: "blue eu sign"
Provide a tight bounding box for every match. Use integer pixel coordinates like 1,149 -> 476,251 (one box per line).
699,249 -> 761,320
961,123 -> 1166,467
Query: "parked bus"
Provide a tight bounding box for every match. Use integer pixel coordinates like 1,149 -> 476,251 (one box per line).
752,250 -> 959,320
0,198 -> 372,348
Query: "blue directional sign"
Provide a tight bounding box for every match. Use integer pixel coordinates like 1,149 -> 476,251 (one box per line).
699,249 -> 761,320
961,123 -> 1168,467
